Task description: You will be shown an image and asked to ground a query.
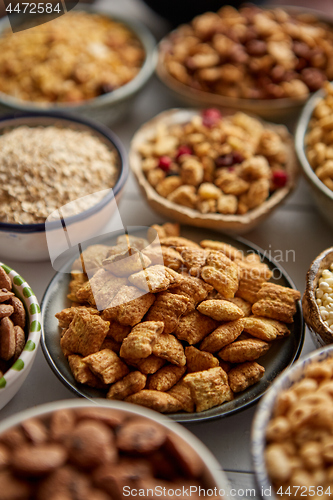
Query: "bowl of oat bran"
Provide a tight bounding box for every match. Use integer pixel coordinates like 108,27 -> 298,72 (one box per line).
0,7 -> 156,125
0,113 -> 128,262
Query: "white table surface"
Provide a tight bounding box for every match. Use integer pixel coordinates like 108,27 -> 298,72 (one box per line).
1,0 -> 333,495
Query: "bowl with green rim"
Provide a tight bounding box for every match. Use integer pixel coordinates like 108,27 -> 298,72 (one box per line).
0,262 -> 41,410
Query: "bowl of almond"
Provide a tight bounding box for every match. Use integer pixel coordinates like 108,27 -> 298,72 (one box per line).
41,223 -> 304,422
130,108 -> 299,234
0,399 -> 230,498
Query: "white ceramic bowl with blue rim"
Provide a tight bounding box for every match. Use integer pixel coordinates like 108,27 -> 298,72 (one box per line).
0,398 -> 231,498
0,112 -> 128,262
252,345 -> 333,500
0,262 -> 41,410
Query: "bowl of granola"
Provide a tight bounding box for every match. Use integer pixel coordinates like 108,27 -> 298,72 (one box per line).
41,223 -> 304,422
0,7 -> 156,124
295,82 -> 333,230
0,112 -> 128,262
130,108 -> 299,234
0,399 -> 230,498
0,263 -> 41,410
252,345 -> 333,500
156,6 -> 333,121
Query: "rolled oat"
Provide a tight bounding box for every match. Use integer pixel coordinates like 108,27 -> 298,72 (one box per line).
0,126 -> 119,224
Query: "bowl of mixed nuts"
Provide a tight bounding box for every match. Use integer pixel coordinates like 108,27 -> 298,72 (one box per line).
295,82 -> 333,230
0,399 -> 230,498
0,263 -> 41,410
303,246 -> 333,347
157,6 -> 333,121
0,7 -> 156,124
252,345 -> 333,500
0,112 -> 128,262
130,108 -> 299,234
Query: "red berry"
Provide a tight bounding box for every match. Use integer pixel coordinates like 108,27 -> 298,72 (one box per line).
216,154 -> 233,168
158,156 -> 172,171
228,167 -> 235,172
176,145 -> 192,159
272,170 -> 288,188
202,108 -> 222,127
232,152 -> 244,164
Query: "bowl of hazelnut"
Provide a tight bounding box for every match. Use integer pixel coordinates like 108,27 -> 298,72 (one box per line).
130,108 -> 299,234
157,5 -> 333,122
303,246 -> 333,347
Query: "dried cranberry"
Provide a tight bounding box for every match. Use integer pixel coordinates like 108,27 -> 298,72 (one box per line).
202,108 -> 222,127
176,145 -> 192,159
215,154 -> 233,168
216,151 -> 244,168
272,170 -> 288,188
228,167 -> 235,172
99,83 -> 115,95
158,156 -> 172,172
232,151 -> 244,164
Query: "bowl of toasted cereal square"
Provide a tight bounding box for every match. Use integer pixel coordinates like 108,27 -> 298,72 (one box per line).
130,108 -> 299,234
0,7 -> 156,124
41,223 -> 304,422
252,345 -> 333,500
0,399 -> 230,497
0,263 -> 41,410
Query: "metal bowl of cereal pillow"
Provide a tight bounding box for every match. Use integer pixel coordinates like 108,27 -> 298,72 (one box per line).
0,263 -> 41,410
302,247 -> 333,347
156,6 -> 333,122
295,82 -> 333,230
0,112 -> 128,262
0,399 -> 230,497
252,345 -> 333,500
130,108 -> 299,234
0,6 -> 156,125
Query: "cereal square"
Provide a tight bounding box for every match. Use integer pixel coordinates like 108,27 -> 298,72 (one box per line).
174,310 -> 219,345
153,333 -> 186,367
60,310 -> 109,357
183,367 -> 233,412
145,292 -> 189,334
120,321 -> 164,359
83,349 -> 129,385
107,371 -> 147,400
